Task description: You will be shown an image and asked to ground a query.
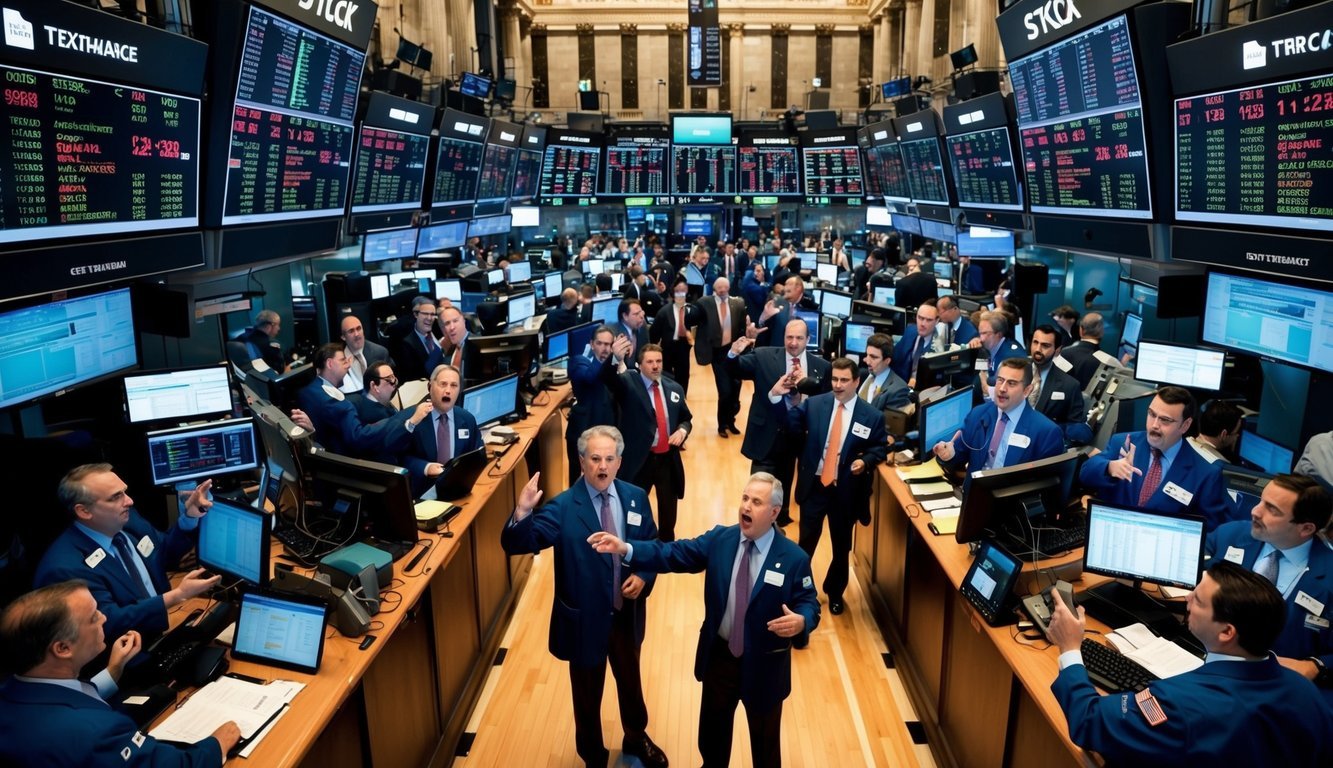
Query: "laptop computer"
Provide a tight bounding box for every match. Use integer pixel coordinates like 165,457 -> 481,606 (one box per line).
231,590 -> 329,674
433,446 -> 490,501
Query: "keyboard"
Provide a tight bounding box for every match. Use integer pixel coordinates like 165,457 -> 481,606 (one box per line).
1080,638 -> 1158,693
274,526 -> 339,561
1001,524 -> 1085,559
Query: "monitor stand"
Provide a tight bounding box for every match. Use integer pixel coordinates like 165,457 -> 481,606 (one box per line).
1078,580 -> 1182,640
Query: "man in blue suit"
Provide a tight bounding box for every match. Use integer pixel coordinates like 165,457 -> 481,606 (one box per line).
565,325 -> 622,485
502,426 -> 667,768
891,299 -> 945,388
0,581 -> 241,766
400,364 -> 482,499
935,295 -> 979,348
858,333 -> 912,413
611,298 -> 650,371
775,358 -> 888,614
1205,474 -> 1333,703
931,358 -> 1064,476
1080,386 -> 1236,531
392,296 -> 446,382
34,464 -> 220,640
589,472 -> 820,768
296,342 -> 429,460
1046,560 -> 1333,767
968,310 -> 1026,395
1029,325 -> 1093,445
756,277 -> 818,348
958,254 -> 985,294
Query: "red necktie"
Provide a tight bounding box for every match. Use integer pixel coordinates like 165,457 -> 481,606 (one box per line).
1138,448 -> 1163,505
651,381 -> 670,454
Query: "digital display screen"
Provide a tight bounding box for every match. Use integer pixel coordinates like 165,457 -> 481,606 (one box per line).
899,138 -> 950,205
802,145 -> 864,201
672,114 -> 731,144
956,230 -> 1015,258
362,227 -> 418,263
1009,15 -> 1152,218
460,72 -> 492,98
946,127 -> 1022,211
0,65 -> 200,245
432,136 -> 485,211
474,143 -> 518,216
219,6 -> 362,225
1202,271 -> 1333,373
417,220 -> 468,253
463,374 -> 519,425
348,126 -> 429,214
738,144 -> 801,197
539,138 -> 600,204
869,142 -> 912,201
468,215 -> 511,238
511,148 -> 542,200
671,145 -> 737,197
147,418 -> 260,486
603,136 -> 669,196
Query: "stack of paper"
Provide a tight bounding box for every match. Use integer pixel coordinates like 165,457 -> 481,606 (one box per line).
1106,623 -> 1204,679
150,676 -> 305,756
897,459 -> 945,481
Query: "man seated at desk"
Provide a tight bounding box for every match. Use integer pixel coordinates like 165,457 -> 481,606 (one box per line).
297,342 -> 430,460
931,357 -> 1064,476
1206,473 -> 1333,703
0,580 -> 241,767
1079,386 -> 1235,531
34,464 -> 220,640
1047,560 -> 1333,766
400,364 -> 482,498
348,362 -> 432,464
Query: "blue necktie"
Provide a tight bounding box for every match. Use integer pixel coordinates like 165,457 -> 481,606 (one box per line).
111,533 -> 151,599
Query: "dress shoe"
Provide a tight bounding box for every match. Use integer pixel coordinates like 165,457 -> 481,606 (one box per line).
793,633 -> 809,649
718,428 -> 730,438
776,514 -> 794,527
623,734 -> 669,768
726,424 -> 741,435
829,599 -> 845,615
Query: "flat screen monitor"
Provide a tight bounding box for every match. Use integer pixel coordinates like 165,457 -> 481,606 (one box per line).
542,272 -> 564,302
873,285 -> 897,306
543,321 -> 596,365
820,290 -> 853,320
602,135 -> 671,196
511,205 -> 540,227
609,273 -> 624,292
124,364 -> 232,425
435,278 -> 463,303
798,252 -> 818,271
681,215 -> 713,237
1133,341 -> 1225,391
590,296 -> 620,325
507,260 -> 533,283
197,497 -> 271,586
816,262 -> 839,284
304,450 -> 419,549
349,126 -> 431,215
370,274 -> 390,300
944,126 -> 1023,212
866,206 -> 893,228
362,227 -> 419,264
389,271 -> 414,287
538,130 -> 601,204
0,288 -> 137,411
1084,501 -> 1205,590
956,449 -> 1081,545
463,373 -> 520,425
1237,429 -> 1294,476
956,231 -> 1016,259
933,260 -> 953,281
1202,271 -> 1333,374
486,268 -> 506,287
432,110 -> 488,215
232,590 -> 327,674
460,72 -> 492,98
417,221 -> 469,254
468,214 -> 512,239
582,258 -> 606,276
1118,311 -> 1143,360
843,320 -> 876,356
794,309 -> 821,351
671,114 -> 732,145
881,77 -> 912,100
920,387 -> 973,452
507,293 -> 537,326
146,418 -> 261,486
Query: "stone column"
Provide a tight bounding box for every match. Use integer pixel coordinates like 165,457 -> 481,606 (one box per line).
729,23 -> 745,119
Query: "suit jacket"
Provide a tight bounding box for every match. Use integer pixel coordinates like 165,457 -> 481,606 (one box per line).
890,326 -> 946,383
693,294 -> 747,365
651,302 -> 704,350
568,350 -> 619,444
1034,365 -> 1093,444
1082,433 -> 1235,530
784,394 -> 889,524
858,368 -> 912,412
729,347 -> 832,462
500,478 -> 658,668
959,262 -> 985,294
1051,656 -> 1333,768
940,402 -> 1065,477
937,316 -> 979,348
710,252 -> 750,285
401,406 -> 482,498
0,678 -> 224,768
894,271 -> 939,311
1205,521 -> 1333,698
982,338 -> 1027,385
444,334 -> 484,385
543,306 -> 584,334
348,392 -> 398,425
740,274 -> 771,323
392,329 -> 445,382
33,512 -> 195,639
851,264 -> 874,301
610,321 -> 650,371
231,326 -> 285,372
759,295 -> 819,348
612,372 -> 692,497
1057,339 -> 1104,390
628,525 -> 820,707
297,378 -> 416,459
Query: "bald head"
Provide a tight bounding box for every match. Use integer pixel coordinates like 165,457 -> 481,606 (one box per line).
783,318 -> 809,357
713,277 -> 730,299
561,287 -> 579,309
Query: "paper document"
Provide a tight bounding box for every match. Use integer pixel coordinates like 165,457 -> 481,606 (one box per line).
150,676 -> 303,744
919,498 -> 961,514
1106,623 -> 1203,679
897,458 -> 945,481
415,499 -> 455,521
909,481 -> 956,497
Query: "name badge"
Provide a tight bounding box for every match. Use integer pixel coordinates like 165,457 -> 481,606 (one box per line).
1008,433 -> 1031,449
1053,356 -> 1073,373
669,391 -> 681,403
1223,546 -> 1246,565
136,536 -> 155,558
851,423 -> 871,439
763,570 -> 784,587
1051,391 -> 1066,401
132,732 -> 146,747
1305,613 -> 1330,630
85,548 -> 107,569
627,511 -> 643,527
1296,590 -> 1326,618
458,429 -> 470,439
321,383 -> 345,401
1162,482 -> 1194,506
974,359 -> 989,372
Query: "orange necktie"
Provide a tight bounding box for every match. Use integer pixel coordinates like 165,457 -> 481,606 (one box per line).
820,402 -> 844,486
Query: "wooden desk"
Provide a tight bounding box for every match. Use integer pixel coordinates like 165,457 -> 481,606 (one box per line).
161,385 -> 571,768
854,463 -> 1100,768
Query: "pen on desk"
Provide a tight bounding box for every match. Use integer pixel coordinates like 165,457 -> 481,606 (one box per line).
404,545 -> 430,572
226,672 -> 266,685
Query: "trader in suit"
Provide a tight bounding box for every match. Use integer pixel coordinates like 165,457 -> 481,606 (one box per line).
611,344 -> 693,541
932,357 -> 1064,477
651,276 -> 704,396
727,319 -> 832,526
546,288 -> 585,334
502,427 -> 668,768
711,241 -> 749,286
1080,386 -> 1236,530
740,262 -> 771,323
1205,473 -> 1333,702
611,298 -> 650,371
891,299 -> 944,388
756,277 -> 818,348
695,277 -> 750,436
935,295 -> 979,348
588,472 -> 820,768
0,581 -> 241,767
1047,560 -> 1333,767
775,358 -> 888,614
392,296 -> 446,381
893,257 -> 939,311
1188,400 -> 1243,466
683,246 -> 713,299
1057,312 -> 1118,390
338,313 -> 392,393
296,342 -> 426,459
229,308 -> 286,374
969,310 -> 1027,395
851,248 -> 884,301
400,364 -> 482,498
1028,325 -> 1093,445
349,362 -> 434,464
958,253 -> 985,295
566,326 -> 622,484
859,333 -> 912,413
439,306 -> 483,384
33,464 -> 220,640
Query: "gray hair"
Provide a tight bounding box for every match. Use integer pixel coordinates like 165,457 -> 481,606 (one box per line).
429,364 -> 462,384
57,463 -> 113,513
980,310 -> 1011,338
578,425 -> 625,457
748,471 -> 784,508
255,309 -> 280,328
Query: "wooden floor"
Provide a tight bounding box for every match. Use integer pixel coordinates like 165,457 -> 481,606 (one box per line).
457,362 -> 937,767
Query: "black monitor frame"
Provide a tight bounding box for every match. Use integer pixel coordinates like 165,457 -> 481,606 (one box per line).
303,450 -> 419,557
956,448 -> 1081,547
197,496 -> 272,587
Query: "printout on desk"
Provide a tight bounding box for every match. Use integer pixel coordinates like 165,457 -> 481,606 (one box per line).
150,676 -> 305,749
1106,623 -> 1204,679
919,497 -> 961,513
909,481 -> 956,497
897,458 -> 945,481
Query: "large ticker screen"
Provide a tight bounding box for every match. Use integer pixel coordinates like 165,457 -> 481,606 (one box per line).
899,137 -> 949,206
539,142 -> 600,204
475,144 -> 519,216
511,149 -> 541,200
220,6 -> 363,225
0,65 -> 200,245
946,127 -> 1022,211
738,145 -> 800,197
671,145 -> 737,197
431,135 -> 485,210
801,145 -> 864,202
348,126 -> 429,214
1009,15 -> 1152,219
603,137 -> 669,196
1176,73 -> 1333,232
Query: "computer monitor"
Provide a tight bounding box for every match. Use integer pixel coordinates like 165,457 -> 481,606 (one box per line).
123,364 -> 233,425
920,387 -> 973,453
873,285 -> 896,306
486,268 -> 506,287
511,205 -> 540,227
542,321 -> 592,365
241,363 -> 316,411
1237,429 -> 1294,476
435,278 -> 463,303
852,300 -> 907,334
507,260 -> 533,283
582,258 -> 606,276
915,346 -> 979,390
370,274 -> 391,300
609,273 -> 624,292
590,296 -> 620,325
798,252 -> 817,271
470,330 -> 540,385
462,373 -> 521,425
145,418 -> 261,486
197,497 -> 271,586
816,262 -> 839,284
506,292 -> 537,327
1133,340 -> 1225,391
417,221 -> 469,254
304,450 -> 419,554
1083,501 -> 1204,590
1118,311 -> 1143,361
542,272 -> 564,304
362,227 -> 418,264
842,320 -> 877,356
794,309 -> 821,351
933,260 -> 953,281
231,590 -> 328,674
955,449 -> 1081,547
414,268 -> 437,282
389,270 -> 414,287
817,289 -> 852,321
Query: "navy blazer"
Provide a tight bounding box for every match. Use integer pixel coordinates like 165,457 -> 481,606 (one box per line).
1056,339 -> 1104,390
611,372 -> 692,496
610,322 -> 651,370
959,262 -> 985,294
0,678 -> 224,768
783,394 -> 889,525
500,479 -> 658,668
296,379 -> 415,459
938,316 -> 979,348
940,402 -> 1065,477
567,351 -> 618,442
1034,365 -> 1093,445
33,512 -> 195,639
729,347 -> 832,462
759,296 -> 818,348
1081,432 -> 1236,531
890,326 -> 944,383
982,338 -> 1027,386
401,406 -> 482,498
1051,656 -> 1333,767
392,329 -> 445,382
1206,521 -> 1333,700
628,525 -> 820,707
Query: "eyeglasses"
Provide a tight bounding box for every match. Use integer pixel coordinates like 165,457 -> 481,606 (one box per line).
414,310 -> 438,319
375,376 -> 400,387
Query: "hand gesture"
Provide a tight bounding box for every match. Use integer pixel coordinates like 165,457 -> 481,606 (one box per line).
106,630 -> 142,682
587,530 -> 628,556
932,430 -> 962,462
410,401 -> 434,426
289,409 -> 315,433
766,604 -> 806,638
1046,591 -> 1087,654
173,568 -> 222,604
744,318 -> 762,340
729,336 -> 753,357
668,428 -> 688,447
621,574 -> 646,600
967,337 -> 982,349
759,300 -> 780,323
612,334 -> 633,360
1107,435 -> 1143,482
516,473 -> 543,519
183,479 -> 213,518
770,376 -> 793,399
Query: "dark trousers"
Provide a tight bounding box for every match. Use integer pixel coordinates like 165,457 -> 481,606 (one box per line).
751,446 -> 796,521
569,607 -> 649,767
711,348 -> 741,428
566,433 -> 582,486
700,637 -> 783,768
796,489 -> 854,602
662,339 -> 692,396
634,451 -> 679,541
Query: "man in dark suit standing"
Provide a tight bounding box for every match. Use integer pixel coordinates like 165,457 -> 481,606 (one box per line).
711,241 -> 749,286
611,344 -> 692,541
1029,325 -> 1093,445
756,277 -> 817,348
891,299 -> 945,388
392,296 -> 445,381
894,257 -> 939,312
503,427 -> 668,768
400,364 -> 482,498
1057,312 -> 1118,390
695,277 -> 749,436
858,333 -> 912,413
545,288 -> 585,334
775,358 -> 889,614
931,357 -> 1064,477
935,295 -> 979,348
727,319 -> 832,526
297,343 -> 426,459
589,472 -> 820,768
338,314 -> 392,393
566,326 -> 622,484
611,299 -> 650,372
439,306 -> 482,385
651,276 -> 704,396
348,362 -> 434,464
958,253 -> 985,294
851,249 -> 884,301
